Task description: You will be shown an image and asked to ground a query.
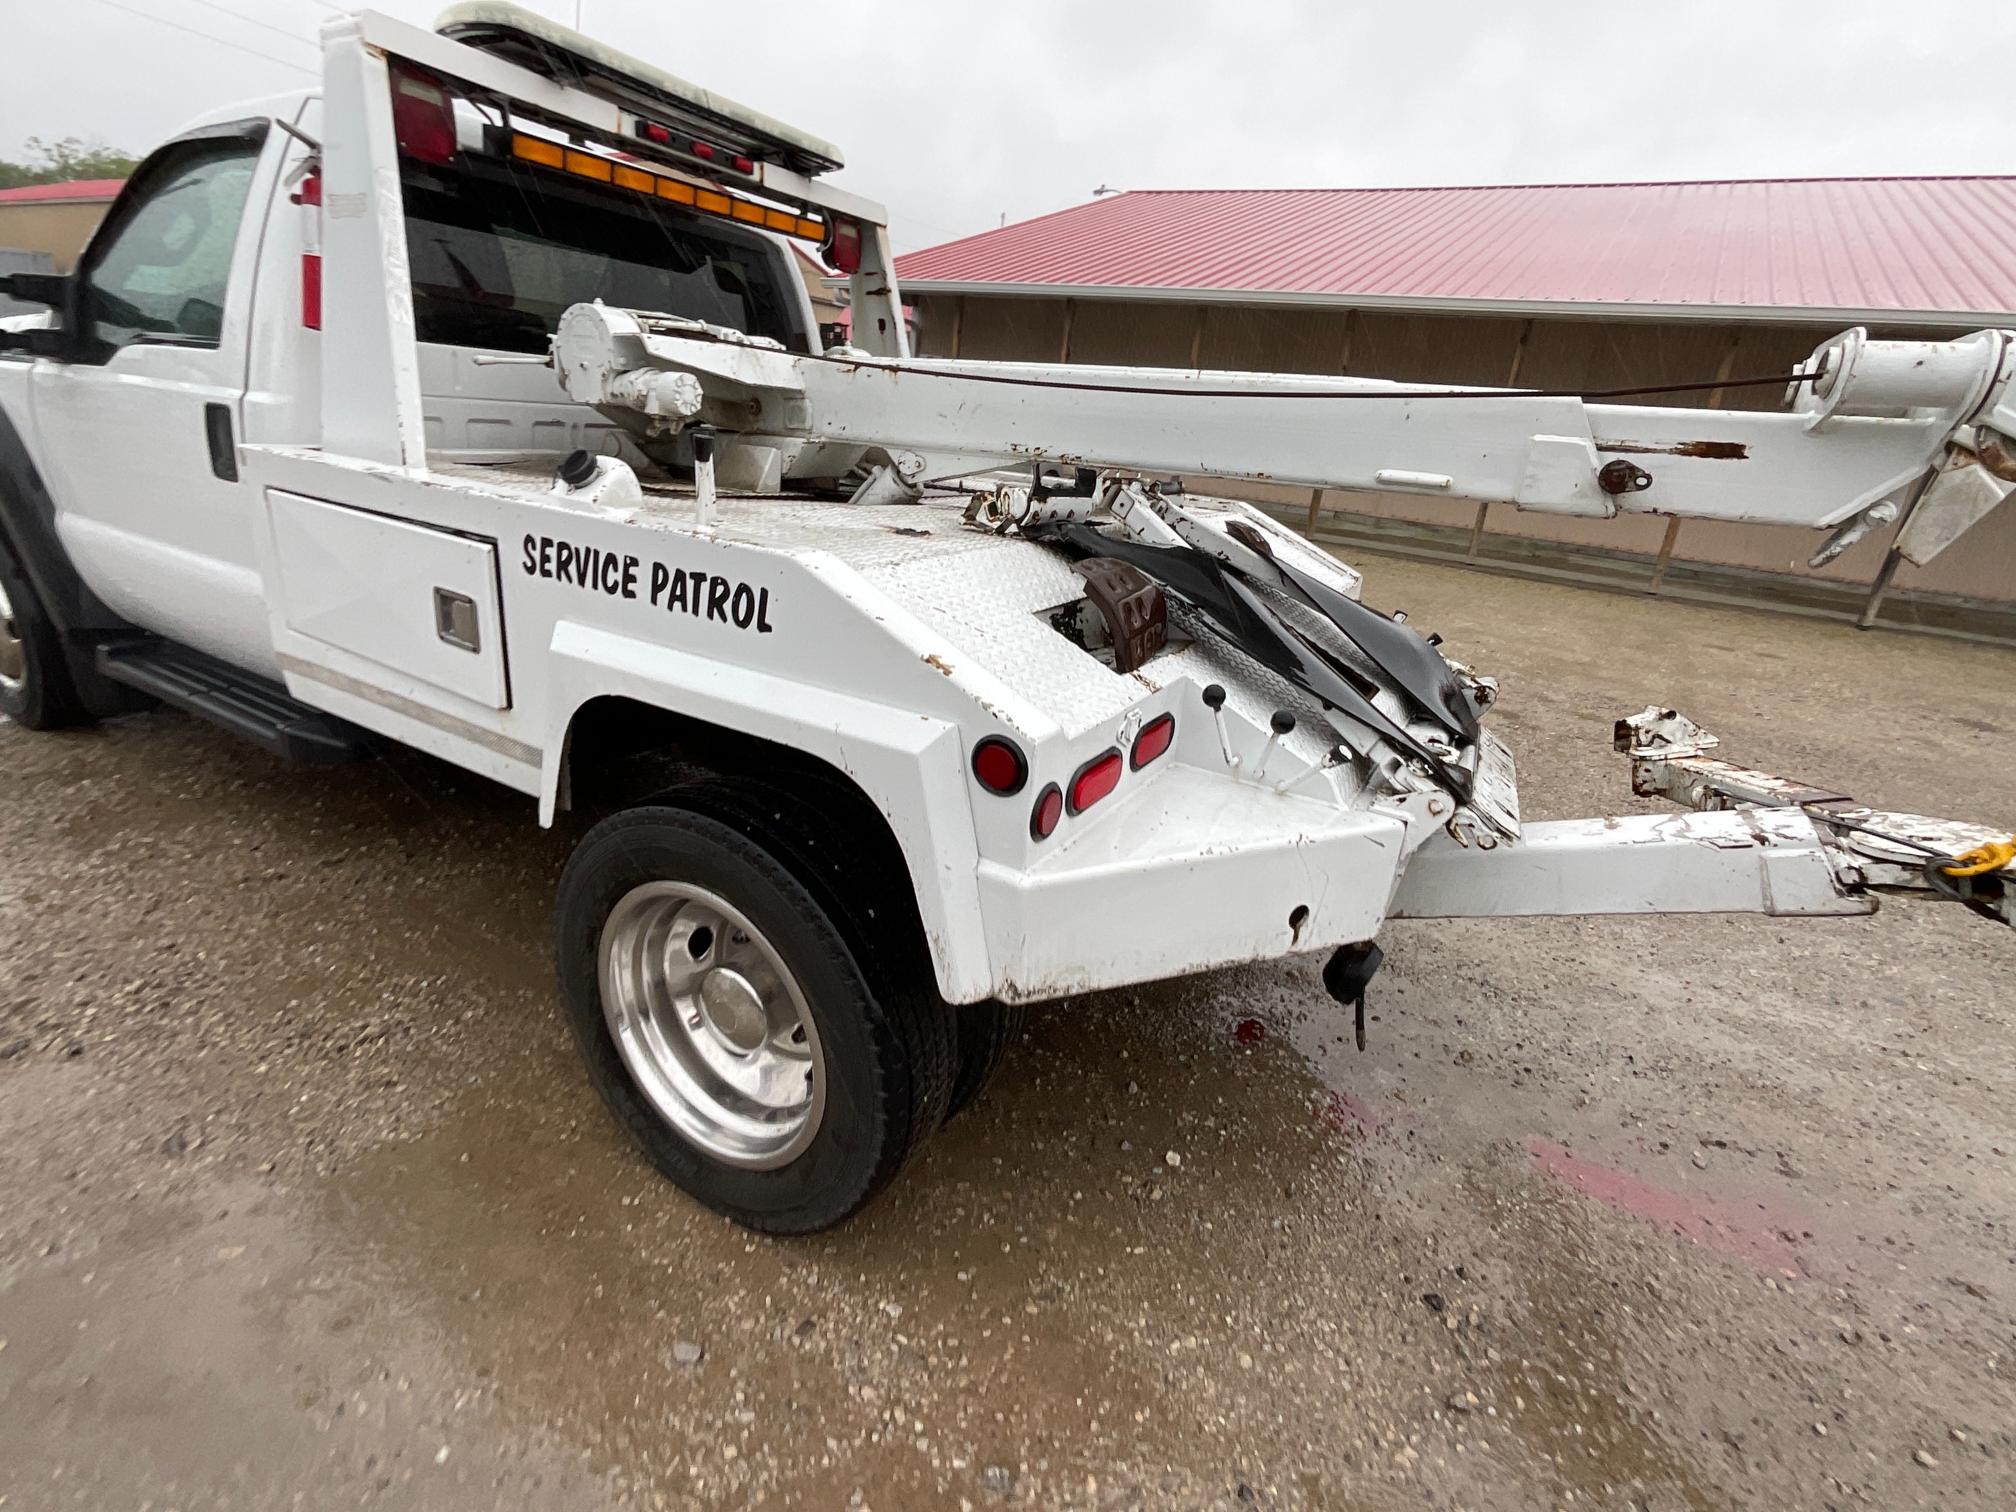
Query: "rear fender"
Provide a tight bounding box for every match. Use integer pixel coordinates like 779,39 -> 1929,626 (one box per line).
541,618 -> 996,1004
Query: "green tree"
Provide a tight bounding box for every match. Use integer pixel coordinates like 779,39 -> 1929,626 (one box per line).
0,137 -> 139,191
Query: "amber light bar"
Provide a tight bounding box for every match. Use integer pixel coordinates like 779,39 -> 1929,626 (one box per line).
508,133 -> 825,241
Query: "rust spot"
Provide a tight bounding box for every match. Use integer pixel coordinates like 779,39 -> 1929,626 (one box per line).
1976,430 -> 2016,482
923,653 -> 955,676
1595,438 -> 1749,460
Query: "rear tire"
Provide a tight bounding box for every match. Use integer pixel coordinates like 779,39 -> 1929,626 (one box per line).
555,803 -> 955,1233
947,1000 -> 1026,1120
0,539 -> 88,730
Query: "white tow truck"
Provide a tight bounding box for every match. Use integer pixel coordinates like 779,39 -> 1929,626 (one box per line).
1,5 -> 2010,1231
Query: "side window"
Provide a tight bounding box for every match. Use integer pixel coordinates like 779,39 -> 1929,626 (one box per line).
83,137 -> 263,351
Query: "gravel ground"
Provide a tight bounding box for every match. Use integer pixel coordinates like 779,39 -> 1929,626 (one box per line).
2,556 -> 2012,1512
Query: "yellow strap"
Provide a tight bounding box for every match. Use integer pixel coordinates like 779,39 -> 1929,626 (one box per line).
1941,837 -> 2016,878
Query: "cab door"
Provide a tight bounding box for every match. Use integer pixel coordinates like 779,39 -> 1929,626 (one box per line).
30,119 -> 285,674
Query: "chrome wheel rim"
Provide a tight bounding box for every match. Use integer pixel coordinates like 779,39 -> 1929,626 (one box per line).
0,579 -> 24,694
597,881 -> 824,1169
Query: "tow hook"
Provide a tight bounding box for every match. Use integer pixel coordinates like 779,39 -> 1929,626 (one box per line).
1322,941 -> 1385,1050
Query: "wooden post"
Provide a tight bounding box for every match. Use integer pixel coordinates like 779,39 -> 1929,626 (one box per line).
1857,547 -> 1905,629
1058,299 -> 1076,364
1645,328 -> 1739,592
1306,488 -> 1324,529
1465,320 -> 1534,558
1856,472 -> 1935,629
948,296 -> 963,359
1705,329 -> 1743,410
1337,309 -> 1358,374
1649,516 -> 1683,593
1188,305 -> 1207,370
1506,317 -> 1534,387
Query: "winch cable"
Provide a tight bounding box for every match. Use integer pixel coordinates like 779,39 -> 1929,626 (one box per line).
803,346 -> 1825,404
1801,805 -> 2013,922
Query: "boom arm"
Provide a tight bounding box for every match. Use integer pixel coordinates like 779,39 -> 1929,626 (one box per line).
558,309 -> 2016,568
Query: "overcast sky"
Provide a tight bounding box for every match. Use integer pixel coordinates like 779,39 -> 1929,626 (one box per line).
4,0 -> 2009,251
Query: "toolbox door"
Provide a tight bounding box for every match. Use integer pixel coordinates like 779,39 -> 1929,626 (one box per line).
266,490 -> 508,709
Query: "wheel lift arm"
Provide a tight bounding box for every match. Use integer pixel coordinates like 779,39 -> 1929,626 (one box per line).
1392,710 -> 2012,926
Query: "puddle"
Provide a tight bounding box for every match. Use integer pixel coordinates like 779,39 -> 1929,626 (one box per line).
1473,1171 -> 1725,1512
311,974 -> 1384,1505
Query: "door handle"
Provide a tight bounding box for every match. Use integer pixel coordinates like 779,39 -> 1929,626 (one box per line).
204,403 -> 238,482
434,588 -> 480,651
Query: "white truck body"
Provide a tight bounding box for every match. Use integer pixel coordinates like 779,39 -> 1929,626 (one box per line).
1,5 -> 2007,1228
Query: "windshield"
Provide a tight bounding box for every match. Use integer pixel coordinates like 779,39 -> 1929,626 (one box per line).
400,151 -> 807,356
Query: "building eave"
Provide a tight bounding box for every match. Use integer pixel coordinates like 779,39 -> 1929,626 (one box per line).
893,279 -> 2008,331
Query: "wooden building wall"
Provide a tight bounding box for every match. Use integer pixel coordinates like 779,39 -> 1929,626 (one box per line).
910,293 -> 2016,612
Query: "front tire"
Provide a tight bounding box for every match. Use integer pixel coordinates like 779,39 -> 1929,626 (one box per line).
555,805 -> 954,1233
0,544 -> 87,730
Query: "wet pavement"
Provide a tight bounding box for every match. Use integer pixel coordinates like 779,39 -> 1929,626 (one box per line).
3,556 -> 2013,1511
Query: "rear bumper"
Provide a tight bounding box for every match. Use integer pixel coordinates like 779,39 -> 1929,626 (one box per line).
975,766 -> 1410,1003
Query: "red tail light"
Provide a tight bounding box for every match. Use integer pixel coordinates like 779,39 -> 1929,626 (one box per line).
1029,784 -> 1063,841
730,154 -> 755,175
300,252 -> 322,331
971,737 -> 1027,796
1067,749 -> 1123,814
391,65 -> 456,165
827,218 -> 863,274
1130,713 -> 1175,770
638,120 -> 673,145
690,140 -> 717,160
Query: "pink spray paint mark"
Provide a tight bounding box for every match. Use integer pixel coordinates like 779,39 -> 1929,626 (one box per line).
1526,1138 -> 1810,1276
1232,1017 -> 1267,1046
1317,1090 -> 1383,1137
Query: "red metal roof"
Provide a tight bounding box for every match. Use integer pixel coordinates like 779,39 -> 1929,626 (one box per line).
0,178 -> 125,206
894,178 -> 2016,324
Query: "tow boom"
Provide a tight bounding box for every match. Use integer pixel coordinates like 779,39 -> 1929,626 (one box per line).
557,307 -> 2016,571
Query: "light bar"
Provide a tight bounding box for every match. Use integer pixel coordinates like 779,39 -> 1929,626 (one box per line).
438,1 -> 846,176
508,132 -> 825,242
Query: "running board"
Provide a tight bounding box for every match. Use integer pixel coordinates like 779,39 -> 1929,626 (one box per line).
95,639 -> 374,765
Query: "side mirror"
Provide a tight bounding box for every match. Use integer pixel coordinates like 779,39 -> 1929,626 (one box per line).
0,272 -> 77,359
0,271 -> 69,308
